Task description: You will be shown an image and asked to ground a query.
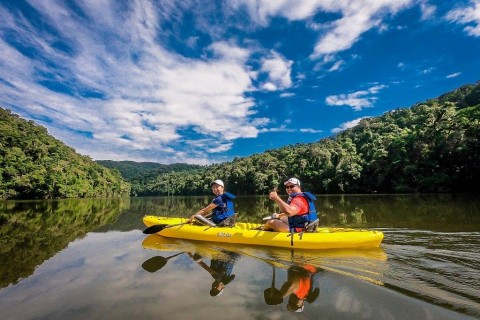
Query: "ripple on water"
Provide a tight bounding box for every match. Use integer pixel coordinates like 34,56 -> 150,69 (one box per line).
381,229 -> 480,317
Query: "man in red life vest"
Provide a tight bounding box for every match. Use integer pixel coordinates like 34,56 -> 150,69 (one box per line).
263,178 -> 313,232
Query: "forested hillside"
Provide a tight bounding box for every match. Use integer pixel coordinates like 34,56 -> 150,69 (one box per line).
2,82 -> 479,199
131,82 -> 480,196
96,160 -> 202,181
0,108 -> 130,199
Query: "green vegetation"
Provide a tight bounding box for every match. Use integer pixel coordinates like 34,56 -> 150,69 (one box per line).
131,82 -> 480,195
1,82 -> 479,198
0,108 -> 130,199
96,160 -> 202,181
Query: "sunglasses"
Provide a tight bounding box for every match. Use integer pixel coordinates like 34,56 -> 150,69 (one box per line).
285,185 -> 297,189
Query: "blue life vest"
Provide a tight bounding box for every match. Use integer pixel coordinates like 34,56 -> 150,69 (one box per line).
286,192 -> 317,231
212,192 -> 236,224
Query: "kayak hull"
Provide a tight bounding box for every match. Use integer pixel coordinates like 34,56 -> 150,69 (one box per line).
143,215 -> 384,250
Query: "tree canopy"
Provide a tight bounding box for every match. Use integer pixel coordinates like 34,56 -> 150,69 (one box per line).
96,160 -> 202,181
130,82 -> 480,196
0,108 -> 130,199
2,82 -> 479,199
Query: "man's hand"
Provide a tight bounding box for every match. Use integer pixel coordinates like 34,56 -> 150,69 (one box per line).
269,189 -> 279,200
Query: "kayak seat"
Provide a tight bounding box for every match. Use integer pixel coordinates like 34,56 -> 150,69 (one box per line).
193,214 -> 217,227
218,213 -> 237,227
194,213 -> 237,227
304,219 -> 319,232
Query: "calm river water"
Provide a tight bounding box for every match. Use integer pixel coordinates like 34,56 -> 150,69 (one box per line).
0,194 -> 479,319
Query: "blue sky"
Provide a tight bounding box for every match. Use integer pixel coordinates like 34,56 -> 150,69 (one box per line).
1,0 -> 479,164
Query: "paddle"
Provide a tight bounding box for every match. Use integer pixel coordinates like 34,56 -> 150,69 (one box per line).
141,252 -> 184,272
264,265 -> 283,305
143,222 -> 190,234
263,213 -> 281,221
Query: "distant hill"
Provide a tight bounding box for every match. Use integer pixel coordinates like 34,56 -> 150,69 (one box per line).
96,160 -> 202,181
0,108 -> 130,199
130,81 -> 480,195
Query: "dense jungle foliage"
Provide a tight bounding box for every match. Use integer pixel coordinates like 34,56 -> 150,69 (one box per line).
0,108 -> 131,199
131,82 -> 480,196
96,160 -> 202,181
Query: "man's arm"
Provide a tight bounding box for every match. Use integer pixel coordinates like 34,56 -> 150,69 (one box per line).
269,190 -> 299,216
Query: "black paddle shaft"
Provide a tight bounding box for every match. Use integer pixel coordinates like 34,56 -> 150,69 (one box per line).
143,222 -> 189,234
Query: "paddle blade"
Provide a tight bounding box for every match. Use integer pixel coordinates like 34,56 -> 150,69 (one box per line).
264,288 -> 283,305
141,256 -> 168,272
143,224 -> 168,234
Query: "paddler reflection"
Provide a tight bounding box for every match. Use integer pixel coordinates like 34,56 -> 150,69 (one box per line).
187,250 -> 239,297
264,264 -> 320,312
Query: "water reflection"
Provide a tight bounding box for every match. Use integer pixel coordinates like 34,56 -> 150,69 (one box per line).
1,195 -> 479,318
264,266 -> 283,305
263,264 -> 320,313
127,194 -> 480,231
0,198 -> 129,288
141,235 -> 240,297
142,252 -> 185,273
187,251 -> 238,297
141,234 -> 388,313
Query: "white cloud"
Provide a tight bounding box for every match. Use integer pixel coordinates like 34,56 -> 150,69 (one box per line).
331,117 -> 368,133
207,142 -> 234,153
300,128 -> 323,133
328,60 -> 344,72
420,67 -> 435,74
446,0 -> 480,37
259,51 -> 293,91
325,84 -> 387,111
0,1 -> 269,162
419,1 -> 436,20
238,0 -> 414,59
258,126 -> 321,134
258,125 -> 295,133
446,72 -> 461,79
209,41 -> 251,62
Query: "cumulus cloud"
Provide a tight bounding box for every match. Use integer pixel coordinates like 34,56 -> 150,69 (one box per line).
325,85 -> 387,111
446,0 -> 480,37
260,51 -> 293,91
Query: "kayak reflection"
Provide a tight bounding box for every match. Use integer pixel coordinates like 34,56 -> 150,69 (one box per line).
187,251 -> 239,297
141,235 -> 240,297
141,234 -> 387,311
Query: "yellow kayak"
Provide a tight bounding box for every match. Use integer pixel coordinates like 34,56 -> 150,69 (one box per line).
143,215 -> 384,250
